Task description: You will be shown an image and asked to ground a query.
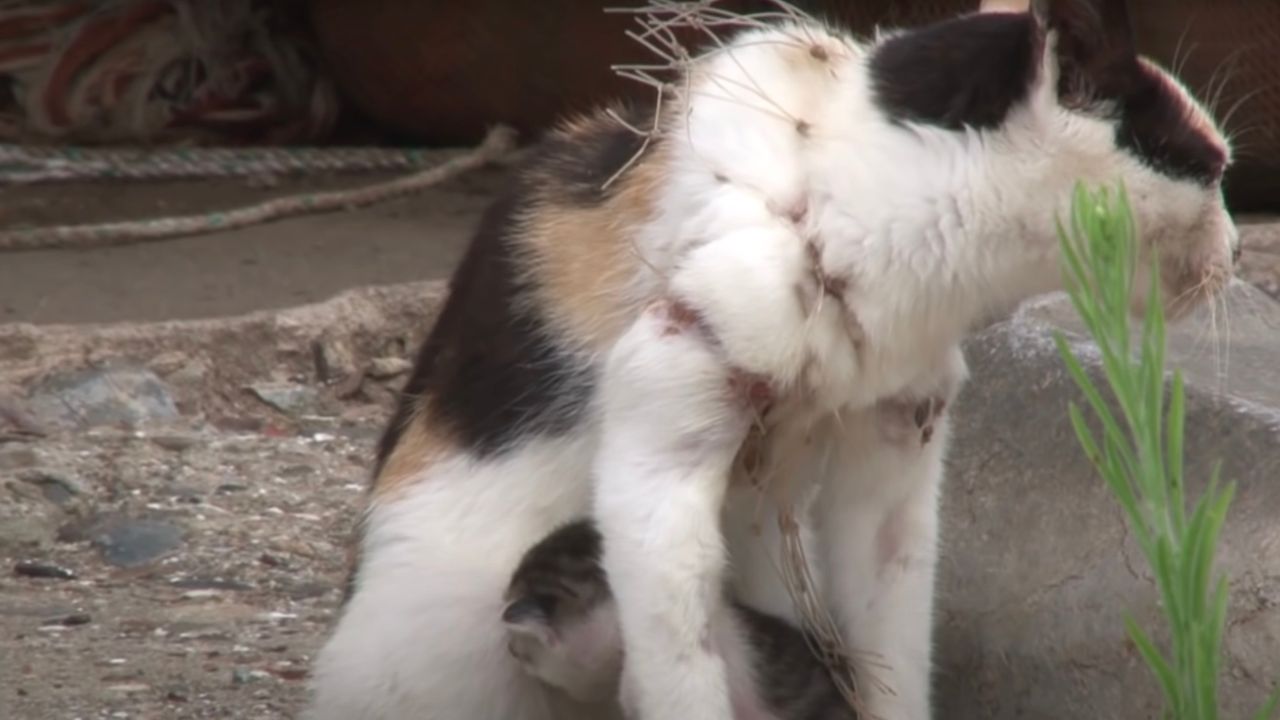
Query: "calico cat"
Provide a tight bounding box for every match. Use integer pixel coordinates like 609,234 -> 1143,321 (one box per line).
305,1 -> 1236,719
503,519 -> 856,720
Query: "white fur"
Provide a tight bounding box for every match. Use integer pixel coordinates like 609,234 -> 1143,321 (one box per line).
593,303 -> 755,720
307,17 -> 1234,720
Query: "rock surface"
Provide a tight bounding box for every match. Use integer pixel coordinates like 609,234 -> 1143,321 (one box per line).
939,280 -> 1280,719
1239,215 -> 1280,301
27,366 -> 179,430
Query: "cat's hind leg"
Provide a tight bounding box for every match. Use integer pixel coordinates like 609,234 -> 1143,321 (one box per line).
813,347 -> 966,720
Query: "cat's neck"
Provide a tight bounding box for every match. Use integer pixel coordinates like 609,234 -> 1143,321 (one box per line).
808,80 -> 1108,370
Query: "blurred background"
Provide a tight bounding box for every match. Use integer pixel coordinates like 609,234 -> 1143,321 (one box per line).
0,0 -> 1274,207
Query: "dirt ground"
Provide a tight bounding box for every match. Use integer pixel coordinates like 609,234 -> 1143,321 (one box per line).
0,167 -> 504,325
1,167 -> 1277,720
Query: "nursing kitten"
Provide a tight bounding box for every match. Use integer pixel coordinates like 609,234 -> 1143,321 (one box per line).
306,1 -> 1236,719
503,519 -> 856,720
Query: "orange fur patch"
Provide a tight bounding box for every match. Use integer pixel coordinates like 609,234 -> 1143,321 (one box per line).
369,407 -> 452,501
520,140 -> 663,350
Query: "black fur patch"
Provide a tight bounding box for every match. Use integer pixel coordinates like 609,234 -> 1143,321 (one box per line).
739,603 -> 857,720
870,13 -> 1039,131
507,520 -> 608,600
1113,64 -> 1227,185
375,178 -> 594,467
535,103 -> 651,206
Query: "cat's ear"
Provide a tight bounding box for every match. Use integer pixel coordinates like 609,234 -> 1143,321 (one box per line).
1034,0 -> 1138,103
503,595 -> 560,648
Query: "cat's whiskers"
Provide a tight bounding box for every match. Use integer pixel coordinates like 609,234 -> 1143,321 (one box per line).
1202,44 -> 1250,121
1170,15 -> 1198,79
1218,83 -> 1273,154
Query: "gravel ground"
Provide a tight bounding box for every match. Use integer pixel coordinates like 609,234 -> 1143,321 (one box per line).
2,427 -> 366,720
0,285 -> 436,720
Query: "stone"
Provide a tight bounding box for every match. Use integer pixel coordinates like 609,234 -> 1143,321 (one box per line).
19,471 -> 85,505
1238,216 -> 1280,301
248,382 -> 326,417
27,365 -> 179,430
0,393 -> 47,436
169,577 -> 253,592
0,446 -> 38,470
166,359 -> 209,386
165,686 -> 190,703
366,357 -> 411,379
937,281 -> 1280,719
41,613 -> 91,627
312,337 -> 358,384
98,521 -> 184,567
71,515 -> 185,568
0,513 -> 56,552
12,560 -> 76,580
150,434 -> 199,452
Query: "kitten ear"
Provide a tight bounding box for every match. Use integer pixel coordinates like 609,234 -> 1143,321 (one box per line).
1039,0 -> 1138,102
503,596 -> 559,648
502,594 -> 556,625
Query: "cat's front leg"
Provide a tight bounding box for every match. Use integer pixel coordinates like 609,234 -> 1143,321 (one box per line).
814,348 -> 966,720
593,301 -> 768,720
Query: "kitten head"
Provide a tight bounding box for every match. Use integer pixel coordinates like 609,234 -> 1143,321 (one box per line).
872,0 -> 1235,320
502,520 -> 624,703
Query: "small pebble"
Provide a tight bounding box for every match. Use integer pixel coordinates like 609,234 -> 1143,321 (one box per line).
41,613 -> 91,627
367,357 -> 411,379
166,687 -> 190,703
13,560 -> 76,580
258,552 -> 285,568
151,434 -> 198,452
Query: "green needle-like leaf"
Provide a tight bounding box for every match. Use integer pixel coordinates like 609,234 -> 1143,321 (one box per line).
1053,180 -> 1272,719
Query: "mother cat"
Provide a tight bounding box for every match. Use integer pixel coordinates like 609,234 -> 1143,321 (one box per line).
306,1 -> 1237,718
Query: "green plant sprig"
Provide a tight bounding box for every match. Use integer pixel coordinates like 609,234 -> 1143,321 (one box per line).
1053,181 -> 1277,720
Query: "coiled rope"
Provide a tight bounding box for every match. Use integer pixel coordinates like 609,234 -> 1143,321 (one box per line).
0,126 -> 520,253
0,144 -> 478,183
